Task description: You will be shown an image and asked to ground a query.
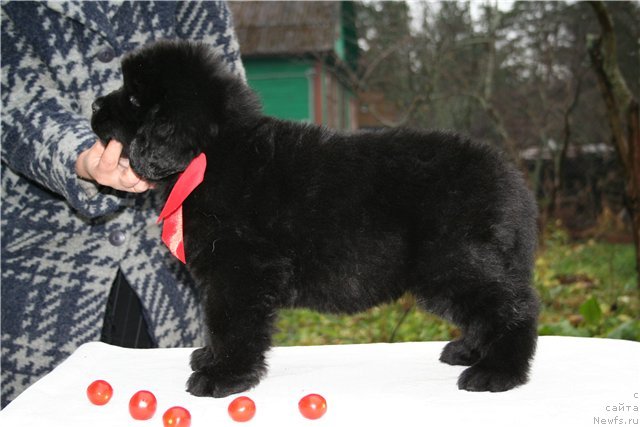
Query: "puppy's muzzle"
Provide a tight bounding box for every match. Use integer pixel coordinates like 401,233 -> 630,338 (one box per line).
91,97 -> 105,114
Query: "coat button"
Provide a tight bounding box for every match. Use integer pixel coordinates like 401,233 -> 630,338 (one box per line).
109,230 -> 126,246
97,46 -> 115,63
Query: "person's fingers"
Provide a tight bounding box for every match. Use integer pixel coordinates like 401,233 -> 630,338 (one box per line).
131,180 -> 151,193
98,140 -> 123,171
119,166 -> 146,191
118,156 -> 130,169
125,179 -> 150,193
116,155 -> 152,193
89,140 -> 106,158
76,141 -> 105,180
81,139 -> 151,193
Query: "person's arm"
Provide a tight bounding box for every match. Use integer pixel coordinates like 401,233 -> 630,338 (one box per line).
175,1 -> 245,78
1,13 -> 131,218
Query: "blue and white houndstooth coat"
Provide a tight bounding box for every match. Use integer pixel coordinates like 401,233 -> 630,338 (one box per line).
1,1 -> 245,407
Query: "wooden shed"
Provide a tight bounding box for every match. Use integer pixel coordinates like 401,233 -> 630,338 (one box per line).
229,1 -> 359,130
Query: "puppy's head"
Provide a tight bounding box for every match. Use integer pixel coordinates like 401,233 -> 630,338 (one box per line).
91,41 -> 254,182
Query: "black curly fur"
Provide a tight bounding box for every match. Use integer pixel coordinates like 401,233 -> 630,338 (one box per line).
91,40 -> 540,397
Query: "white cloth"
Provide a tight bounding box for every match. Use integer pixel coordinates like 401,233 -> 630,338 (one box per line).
1,336 -> 638,426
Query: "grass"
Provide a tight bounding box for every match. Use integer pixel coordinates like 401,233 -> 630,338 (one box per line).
535,226 -> 639,340
273,227 -> 639,346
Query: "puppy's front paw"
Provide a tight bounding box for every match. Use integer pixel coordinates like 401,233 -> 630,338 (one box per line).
186,370 -> 224,397
186,363 -> 266,398
187,360 -> 267,397
190,347 -> 215,371
457,364 -> 527,392
440,340 -> 480,366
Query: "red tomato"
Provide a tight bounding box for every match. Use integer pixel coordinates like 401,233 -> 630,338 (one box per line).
128,390 -> 157,420
86,380 -> 113,405
163,406 -> 191,427
228,396 -> 256,422
298,394 -> 327,420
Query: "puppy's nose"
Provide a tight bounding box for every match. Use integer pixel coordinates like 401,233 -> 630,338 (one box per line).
92,98 -> 104,114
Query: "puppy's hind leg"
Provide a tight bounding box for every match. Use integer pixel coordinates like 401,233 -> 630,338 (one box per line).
456,306 -> 538,392
413,245 -> 539,392
454,280 -> 538,392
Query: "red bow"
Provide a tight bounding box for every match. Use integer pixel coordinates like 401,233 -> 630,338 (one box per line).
157,153 -> 207,263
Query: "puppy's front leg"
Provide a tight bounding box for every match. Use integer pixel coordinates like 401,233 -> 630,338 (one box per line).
186,237 -> 288,398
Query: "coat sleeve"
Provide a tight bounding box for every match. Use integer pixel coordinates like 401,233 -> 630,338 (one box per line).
0,12 -> 123,219
175,1 -> 246,79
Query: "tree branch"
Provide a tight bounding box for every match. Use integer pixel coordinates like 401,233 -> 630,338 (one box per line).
588,0 -> 640,286
366,95 -> 427,128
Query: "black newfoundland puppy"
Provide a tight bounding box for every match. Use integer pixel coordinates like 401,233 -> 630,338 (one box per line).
91,41 -> 539,397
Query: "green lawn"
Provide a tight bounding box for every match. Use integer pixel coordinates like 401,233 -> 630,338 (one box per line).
535,227 -> 638,340
273,228 -> 639,346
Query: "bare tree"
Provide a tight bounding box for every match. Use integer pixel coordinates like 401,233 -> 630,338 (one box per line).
588,1 -> 640,286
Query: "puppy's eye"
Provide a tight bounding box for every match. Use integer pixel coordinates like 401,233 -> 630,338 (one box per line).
129,95 -> 140,107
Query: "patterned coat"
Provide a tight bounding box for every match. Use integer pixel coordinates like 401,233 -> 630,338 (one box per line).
1,1 -> 244,407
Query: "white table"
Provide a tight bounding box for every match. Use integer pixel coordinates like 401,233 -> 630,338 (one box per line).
1,336 -> 638,426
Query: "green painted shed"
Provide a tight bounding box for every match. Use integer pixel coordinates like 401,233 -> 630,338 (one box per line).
229,1 -> 359,130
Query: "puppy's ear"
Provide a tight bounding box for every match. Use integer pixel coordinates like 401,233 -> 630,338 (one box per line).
129,105 -> 218,179
146,103 -> 218,148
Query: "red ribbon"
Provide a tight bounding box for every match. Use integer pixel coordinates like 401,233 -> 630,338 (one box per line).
157,153 -> 207,263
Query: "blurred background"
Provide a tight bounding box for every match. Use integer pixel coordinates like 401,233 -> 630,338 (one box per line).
229,1 -> 639,343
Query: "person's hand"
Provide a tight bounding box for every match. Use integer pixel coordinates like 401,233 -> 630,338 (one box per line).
76,140 -> 151,193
